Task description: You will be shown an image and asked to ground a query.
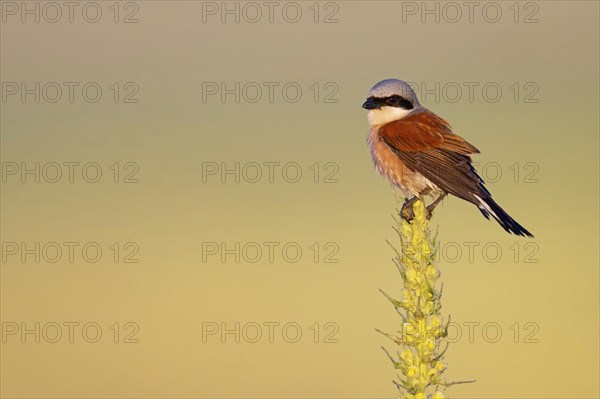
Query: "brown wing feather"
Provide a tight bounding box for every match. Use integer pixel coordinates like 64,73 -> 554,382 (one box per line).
378,110 -> 488,203
379,111 -> 479,155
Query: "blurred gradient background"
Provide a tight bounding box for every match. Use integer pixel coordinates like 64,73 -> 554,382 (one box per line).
1,1 -> 598,398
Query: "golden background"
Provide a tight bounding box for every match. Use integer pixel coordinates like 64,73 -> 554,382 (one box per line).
1,1 -> 598,398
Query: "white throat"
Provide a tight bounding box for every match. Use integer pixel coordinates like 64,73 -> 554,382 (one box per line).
367,106 -> 413,127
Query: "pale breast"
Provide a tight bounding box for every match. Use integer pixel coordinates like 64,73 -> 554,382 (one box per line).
367,127 -> 439,197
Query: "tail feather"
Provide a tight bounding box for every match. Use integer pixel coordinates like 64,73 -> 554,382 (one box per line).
473,194 -> 533,237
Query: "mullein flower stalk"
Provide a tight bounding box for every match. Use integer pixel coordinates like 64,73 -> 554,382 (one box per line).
377,199 -> 473,398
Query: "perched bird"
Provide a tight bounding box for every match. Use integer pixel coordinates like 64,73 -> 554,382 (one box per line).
363,78 -> 533,237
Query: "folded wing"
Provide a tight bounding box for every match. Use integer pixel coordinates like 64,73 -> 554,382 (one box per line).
377,109 -> 489,203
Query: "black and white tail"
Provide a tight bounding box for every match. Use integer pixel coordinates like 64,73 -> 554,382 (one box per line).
473,194 -> 533,237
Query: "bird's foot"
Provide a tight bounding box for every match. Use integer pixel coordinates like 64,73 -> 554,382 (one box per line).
425,193 -> 447,220
400,199 -> 415,222
425,205 -> 434,220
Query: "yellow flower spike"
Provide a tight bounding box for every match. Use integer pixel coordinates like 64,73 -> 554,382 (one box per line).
399,351 -> 414,367
426,265 -> 439,279
422,300 -> 435,315
435,361 -> 447,373
407,365 -> 418,378
427,316 -> 442,333
380,199 -> 472,398
402,321 -> 414,333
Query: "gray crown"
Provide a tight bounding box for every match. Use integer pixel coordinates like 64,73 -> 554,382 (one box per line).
368,79 -> 421,107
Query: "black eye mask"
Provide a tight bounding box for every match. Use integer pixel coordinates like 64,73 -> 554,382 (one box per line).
369,95 -> 414,110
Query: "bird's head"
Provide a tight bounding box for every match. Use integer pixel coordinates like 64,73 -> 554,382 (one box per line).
362,79 -> 422,127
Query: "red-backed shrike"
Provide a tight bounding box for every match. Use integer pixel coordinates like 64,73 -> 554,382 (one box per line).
363,78 -> 533,237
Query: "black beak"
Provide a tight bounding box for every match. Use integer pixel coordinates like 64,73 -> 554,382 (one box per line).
362,98 -> 380,110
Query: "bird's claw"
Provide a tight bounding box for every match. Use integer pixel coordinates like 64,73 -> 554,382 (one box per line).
400,202 -> 415,222
425,205 -> 434,220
